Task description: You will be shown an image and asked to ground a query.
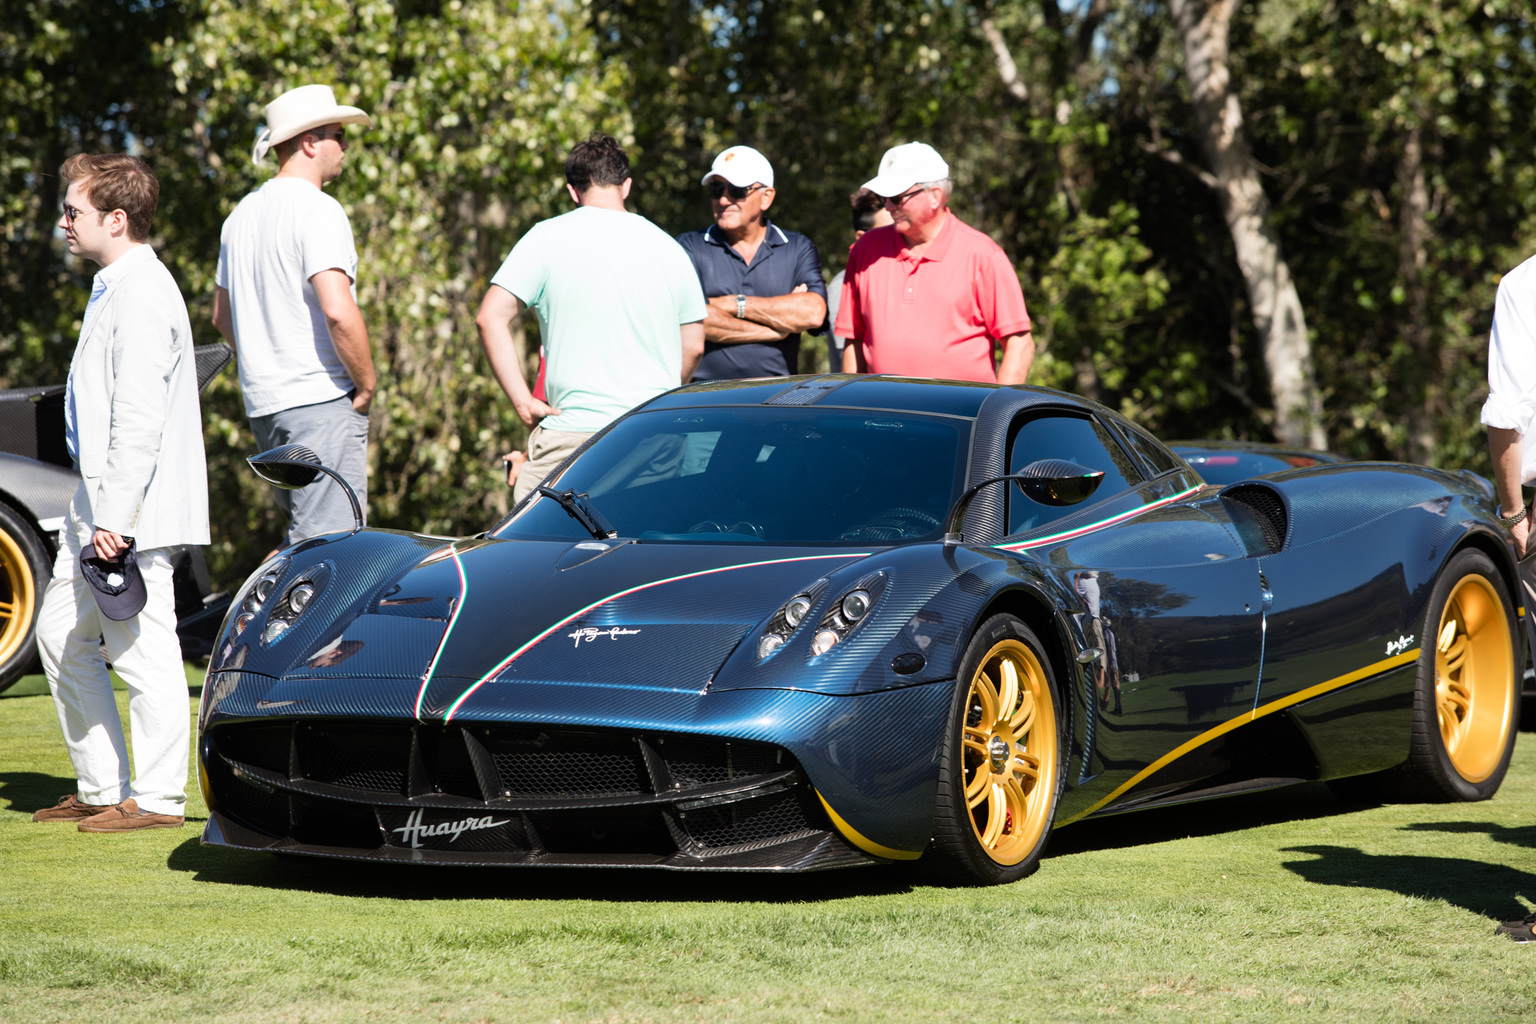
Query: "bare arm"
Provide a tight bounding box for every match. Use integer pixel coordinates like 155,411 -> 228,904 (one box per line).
212,286 -> 235,349
703,286 -> 826,343
702,302 -> 788,344
311,269 -> 377,414
475,284 -> 559,428
680,321 -> 705,383
735,287 -> 826,334
1489,426 -> 1531,557
842,339 -> 866,374
996,330 -> 1035,386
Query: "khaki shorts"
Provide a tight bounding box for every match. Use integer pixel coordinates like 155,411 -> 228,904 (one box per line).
512,424 -> 593,504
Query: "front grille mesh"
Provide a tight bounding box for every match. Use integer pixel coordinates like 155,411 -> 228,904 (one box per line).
302,725 -> 409,794
683,790 -> 815,849
208,722 -> 829,858
486,730 -> 648,797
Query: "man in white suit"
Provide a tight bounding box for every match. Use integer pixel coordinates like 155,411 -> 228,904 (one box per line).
32,154 -> 210,832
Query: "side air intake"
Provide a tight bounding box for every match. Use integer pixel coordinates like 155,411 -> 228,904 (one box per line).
1221,484 -> 1288,554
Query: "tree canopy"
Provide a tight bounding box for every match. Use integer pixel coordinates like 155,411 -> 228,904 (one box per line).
4,0 -> 1534,587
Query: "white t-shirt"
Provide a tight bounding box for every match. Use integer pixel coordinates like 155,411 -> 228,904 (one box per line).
216,178 -> 359,418
490,206 -> 706,434
1482,252 -> 1536,483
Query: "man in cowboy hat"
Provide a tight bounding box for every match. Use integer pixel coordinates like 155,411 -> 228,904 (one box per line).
213,84 -> 378,546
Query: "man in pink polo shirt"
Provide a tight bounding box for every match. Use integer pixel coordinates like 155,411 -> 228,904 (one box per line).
836,142 -> 1034,384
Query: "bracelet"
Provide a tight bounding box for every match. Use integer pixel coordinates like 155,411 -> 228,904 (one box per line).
1497,503 -> 1529,528
736,294 -> 747,319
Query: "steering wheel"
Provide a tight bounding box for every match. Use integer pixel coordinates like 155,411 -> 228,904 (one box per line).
841,507 -> 943,541
688,520 -> 765,539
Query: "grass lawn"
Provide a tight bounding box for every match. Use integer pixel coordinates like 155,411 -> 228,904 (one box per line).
3,675 -> 1535,1023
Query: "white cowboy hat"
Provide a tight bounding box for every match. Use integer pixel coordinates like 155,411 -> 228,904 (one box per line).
251,84 -> 373,165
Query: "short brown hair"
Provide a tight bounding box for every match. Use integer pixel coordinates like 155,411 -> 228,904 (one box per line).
850,187 -> 886,232
565,133 -> 630,193
59,154 -> 159,242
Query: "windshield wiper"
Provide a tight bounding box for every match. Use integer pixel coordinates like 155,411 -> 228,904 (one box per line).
536,486 -> 617,540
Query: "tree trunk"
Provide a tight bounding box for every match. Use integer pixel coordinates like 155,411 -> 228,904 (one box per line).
1397,122 -> 1435,465
1167,0 -> 1327,449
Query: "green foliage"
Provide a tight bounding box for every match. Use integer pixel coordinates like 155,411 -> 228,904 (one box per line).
5,0 -> 1535,585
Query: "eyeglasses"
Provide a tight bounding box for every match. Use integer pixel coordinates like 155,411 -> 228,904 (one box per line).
884,185 -> 931,208
61,202 -> 101,224
308,129 -> 345,143
707,181 -> 766,202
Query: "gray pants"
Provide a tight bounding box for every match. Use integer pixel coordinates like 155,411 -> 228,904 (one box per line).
250,394 -> 369,545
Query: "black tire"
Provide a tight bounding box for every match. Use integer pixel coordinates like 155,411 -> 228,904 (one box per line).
927,614 -> 1066,885
0,499 -> 52,694
1328,548 -> 1519,803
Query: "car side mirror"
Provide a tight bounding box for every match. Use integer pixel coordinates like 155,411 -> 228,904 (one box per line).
247,444 -> 364,533
943,460 -> 1105,545
1014,458 -> 1105,507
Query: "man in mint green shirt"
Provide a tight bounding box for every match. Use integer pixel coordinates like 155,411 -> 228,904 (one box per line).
476,134 -> 706,502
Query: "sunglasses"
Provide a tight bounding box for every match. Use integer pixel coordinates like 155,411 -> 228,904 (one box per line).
61,202 -> 101,224
308,128 -> 345,143
707,181 -> 766,202
884,185 -> 931,207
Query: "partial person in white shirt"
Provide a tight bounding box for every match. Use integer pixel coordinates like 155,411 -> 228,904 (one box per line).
1481,252 -> 1536,556
33,154 -> 209,832
213,84 -> 377,547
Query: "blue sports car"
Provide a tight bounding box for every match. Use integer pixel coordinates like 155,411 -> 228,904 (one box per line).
197,376 -> 1524,884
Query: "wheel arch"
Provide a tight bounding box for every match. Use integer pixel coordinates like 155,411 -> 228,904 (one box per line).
0,486 -> 57,560
970,584 -> 1079,780
1443,527 -> 1526,670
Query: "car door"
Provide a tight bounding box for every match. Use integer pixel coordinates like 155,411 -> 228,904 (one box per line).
1000,409 -> 1266,800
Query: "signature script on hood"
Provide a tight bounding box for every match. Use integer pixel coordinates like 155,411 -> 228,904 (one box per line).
568,626 -> 643,648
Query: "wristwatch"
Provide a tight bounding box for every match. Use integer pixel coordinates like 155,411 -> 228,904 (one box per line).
736,294 -> 747,318
1497,503 -> 1529,528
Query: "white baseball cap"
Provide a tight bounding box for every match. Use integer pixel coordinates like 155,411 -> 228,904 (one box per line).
252,84 -> 373,164
862,142 -> 950,198
701,145 -> 775,188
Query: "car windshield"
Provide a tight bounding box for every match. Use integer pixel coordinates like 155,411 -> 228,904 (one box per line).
496,406 -> 970,546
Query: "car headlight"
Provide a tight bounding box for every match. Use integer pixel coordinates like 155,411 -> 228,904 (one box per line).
807,574 -> 888,656
754,573 -> 888,660
260,566 -> 331,647
231,559 -> 290,637
223,557 -> 332,648
755,579 -> 830,660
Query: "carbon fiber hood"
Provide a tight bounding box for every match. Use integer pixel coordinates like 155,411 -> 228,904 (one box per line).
214,529 -> 875,720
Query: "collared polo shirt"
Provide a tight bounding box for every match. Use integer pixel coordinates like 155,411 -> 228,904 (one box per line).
834,214 -> 1031,383
675,219 -> 827,381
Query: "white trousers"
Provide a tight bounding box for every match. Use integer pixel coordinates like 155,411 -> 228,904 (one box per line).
36,487 -> 188,815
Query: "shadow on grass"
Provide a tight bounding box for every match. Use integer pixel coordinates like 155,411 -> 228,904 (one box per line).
0,771 -> 79,815
1048,781 -> 1359,856
164,836 -> 922,903
1403,820 -> 1536,849
1281,841 -> 1536,921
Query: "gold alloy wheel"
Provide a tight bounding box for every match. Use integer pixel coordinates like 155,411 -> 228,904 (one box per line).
0,526 -> 37,668
961,637 -> 1058,865
1434,573 -> 1514,783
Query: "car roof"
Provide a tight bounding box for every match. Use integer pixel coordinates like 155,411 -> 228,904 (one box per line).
644,375 -> 1098,420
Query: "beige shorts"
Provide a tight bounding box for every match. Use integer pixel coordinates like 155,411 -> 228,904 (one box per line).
512,424 -> 593,504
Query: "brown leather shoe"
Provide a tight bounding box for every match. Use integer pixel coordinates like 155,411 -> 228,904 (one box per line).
32,794 -> 116,822
76,798 -> 184,832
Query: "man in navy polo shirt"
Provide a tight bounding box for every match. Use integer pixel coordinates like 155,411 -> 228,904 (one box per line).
675,146 -> 827,381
